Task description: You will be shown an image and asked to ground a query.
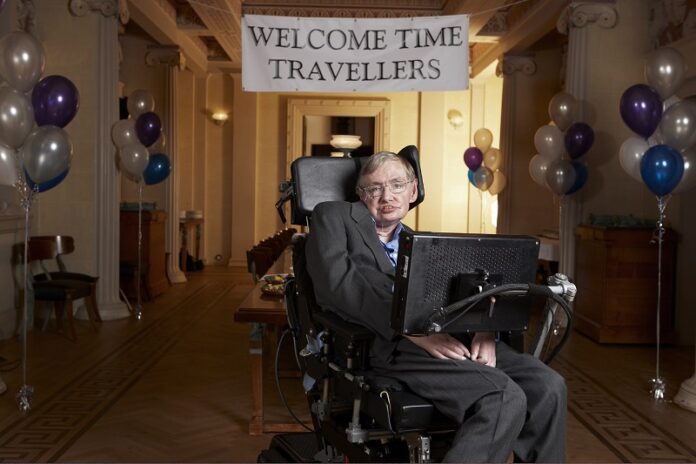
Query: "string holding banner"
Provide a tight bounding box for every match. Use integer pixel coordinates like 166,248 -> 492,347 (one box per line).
242,14 -> 469,93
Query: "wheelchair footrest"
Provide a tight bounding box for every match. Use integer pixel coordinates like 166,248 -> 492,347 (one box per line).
257,432 -> 322,463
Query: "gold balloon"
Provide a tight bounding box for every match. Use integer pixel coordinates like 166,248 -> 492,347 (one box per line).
489,170 -> 507,195
483,148 -> 502,171
473,128 -> 493,153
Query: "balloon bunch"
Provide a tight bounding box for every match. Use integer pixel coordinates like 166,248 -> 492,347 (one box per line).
111,89 -> 171,185
0,28 -> 80,413
464,128 -> 507,195
529,92 -> 594,196
619,47 -> 692,197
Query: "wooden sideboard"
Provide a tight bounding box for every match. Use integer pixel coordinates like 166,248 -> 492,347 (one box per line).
120,210 -> 169,298
573,225 -> 677,344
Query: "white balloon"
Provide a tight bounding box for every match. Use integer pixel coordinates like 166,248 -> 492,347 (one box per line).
127,89 -> 155,118
111,119 -> 137,149
675,148 -> 696,193
645,47 -> 686,100
529,154 -> 549,187
0,85 -> 34,149
659,100 -> 696,151
119,142 -> 149,179
0,142 -> 17,186
534,125 -> 564,161
22,126 -> 73,184
545,160 -> 576,196
619,136 -> 648,182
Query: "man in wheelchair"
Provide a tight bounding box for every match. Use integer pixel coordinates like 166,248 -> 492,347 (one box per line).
301,151 -> 566,463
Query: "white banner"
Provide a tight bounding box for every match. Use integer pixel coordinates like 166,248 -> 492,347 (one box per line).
242,14 -> 469,92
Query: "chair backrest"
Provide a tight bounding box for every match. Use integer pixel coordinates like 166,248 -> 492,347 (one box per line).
31,236 -> 74,272
286,145 -> 425,226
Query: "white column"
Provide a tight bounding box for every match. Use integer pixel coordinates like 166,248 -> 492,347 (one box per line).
93,3 -> 129,319
496,55 -> 537,235
557,1 -> 617,279
150,51 -> 187,284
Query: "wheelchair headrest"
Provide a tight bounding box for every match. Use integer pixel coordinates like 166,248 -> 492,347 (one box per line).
282,145 -> 425,226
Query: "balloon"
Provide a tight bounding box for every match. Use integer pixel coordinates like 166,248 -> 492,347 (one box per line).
483,148 -> 502,170
0,0 -> 6,11
473,128 -> 493,153
659,99 -> 696,151
26,167 -> 69,192
111,119 -> 137,149
645,47 -> 686,100
135,111 -> 162,147
534,125 -> 564,161
119,142 -> 149,179
0,143 -> 17,186
473,166 -> 494,191
619,84 -> 663,138
31,75 -> 80,128
143,153 -> 171,185
545,160 -> 576,196
463,147 -> 483,171
566,160 -> 588,195
619,136 -> 649,182
489,170 -> 507,195
148,131 -> 166,154
663,95 -> 681,112
127,89 -> 155,118
548,92 -> 577,131
467,169 -> 475,187
0,85 -> 34,149
529,154 -> 549,187
640,144 -> 684,196
21,126 -> 73,184
0,31 -> 45,93
675,149 -> 696,193
564,122 -> 594,159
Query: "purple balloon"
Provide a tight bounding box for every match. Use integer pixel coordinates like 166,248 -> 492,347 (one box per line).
619,84 -> 663,139
135,112 -> 162,147
566,160 -> 588,195
463,147 -> 483,171
0,0 -> 6,11
31,75 -> 79,128
564,122 -> 594,159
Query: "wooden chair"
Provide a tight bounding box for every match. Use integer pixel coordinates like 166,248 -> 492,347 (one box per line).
12,236 -> 101,341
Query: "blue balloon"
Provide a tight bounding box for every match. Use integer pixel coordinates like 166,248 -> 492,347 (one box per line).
467,169 -> 476,186
25,167 -> 69,192
566,160 -> 588,195
640,144 -> 684,196
143,153 -> 171,185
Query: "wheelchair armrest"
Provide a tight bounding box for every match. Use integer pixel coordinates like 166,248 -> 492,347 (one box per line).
312,310 -> 374,344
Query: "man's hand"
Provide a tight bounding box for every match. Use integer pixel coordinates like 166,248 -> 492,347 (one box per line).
470,332 -> 497,367
405,334 -> 471,360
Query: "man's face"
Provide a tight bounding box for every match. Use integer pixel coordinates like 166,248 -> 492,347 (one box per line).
359,160 -> 418,228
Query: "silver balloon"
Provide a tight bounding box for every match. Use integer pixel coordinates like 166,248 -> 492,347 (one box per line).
0,85 -> 34,149
645,47 -> 686,100
529,154 -> 549,187
147,131 -> 166,154
548,92 -> 577,132
119,142 -> 149,179
0,142 -> 17,186
473,166 -> 494,191
659,100 -> 696,151
111,119 -> 137,149
534,125 -> 565,161
127,89 -> 155,118
545,160 -> 576,196
675,148 -> 696,193
0,31 -> 45,93
22,126 -> 73,184
663,95 -> 681,112
619,136 -> 648,182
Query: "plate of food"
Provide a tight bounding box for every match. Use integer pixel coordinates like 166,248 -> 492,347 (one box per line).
262,273 -> 287,284
261,282 -> 285,297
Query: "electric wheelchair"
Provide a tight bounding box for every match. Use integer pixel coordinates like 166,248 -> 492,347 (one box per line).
260,146 -> 574,463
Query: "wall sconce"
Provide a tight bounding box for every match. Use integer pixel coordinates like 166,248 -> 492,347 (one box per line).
447,109 -> 464,129
211,111 -> 229,126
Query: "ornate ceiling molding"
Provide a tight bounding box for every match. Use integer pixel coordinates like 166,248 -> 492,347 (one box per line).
16,0 -> 36,35
495,55 -> 536,77
557,1 -> 617,34
69,0 -> 129,24
145,45 -> 186,70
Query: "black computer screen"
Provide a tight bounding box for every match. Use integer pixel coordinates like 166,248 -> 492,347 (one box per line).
391,231 -> 540,335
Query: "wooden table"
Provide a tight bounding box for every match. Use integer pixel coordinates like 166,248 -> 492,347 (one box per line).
233,281 -> 306,435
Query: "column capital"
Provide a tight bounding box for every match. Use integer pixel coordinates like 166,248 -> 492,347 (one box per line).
145,46 -> 186,71
69,0 -> 129,24
557,2 -> 617,34
495,55 -> 536,77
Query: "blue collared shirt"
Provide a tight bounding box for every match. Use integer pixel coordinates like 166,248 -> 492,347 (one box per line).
379,222 -> 403,268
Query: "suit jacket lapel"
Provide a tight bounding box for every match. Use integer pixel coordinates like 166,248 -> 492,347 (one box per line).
350,202 -> 395,275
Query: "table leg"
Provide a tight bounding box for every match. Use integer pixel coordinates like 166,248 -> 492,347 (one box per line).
249,323 -> 265,435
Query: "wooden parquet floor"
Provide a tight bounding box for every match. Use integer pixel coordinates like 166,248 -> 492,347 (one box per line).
0,266 -> 694,463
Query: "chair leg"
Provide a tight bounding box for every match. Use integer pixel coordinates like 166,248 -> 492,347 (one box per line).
64,298 -> 77,341
85,294 -> 100,331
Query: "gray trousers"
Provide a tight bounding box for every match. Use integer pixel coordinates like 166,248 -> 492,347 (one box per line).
372,339 -> 567,463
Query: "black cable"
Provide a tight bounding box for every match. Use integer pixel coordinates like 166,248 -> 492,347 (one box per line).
275,327 -> 313,432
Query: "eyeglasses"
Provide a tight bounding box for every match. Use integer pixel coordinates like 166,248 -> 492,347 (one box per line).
359,180 -> 413,199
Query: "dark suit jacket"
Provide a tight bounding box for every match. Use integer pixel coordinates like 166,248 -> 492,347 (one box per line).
306,200 -> 406,362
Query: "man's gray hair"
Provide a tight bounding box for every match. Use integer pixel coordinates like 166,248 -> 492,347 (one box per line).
356,151 -> 416,191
